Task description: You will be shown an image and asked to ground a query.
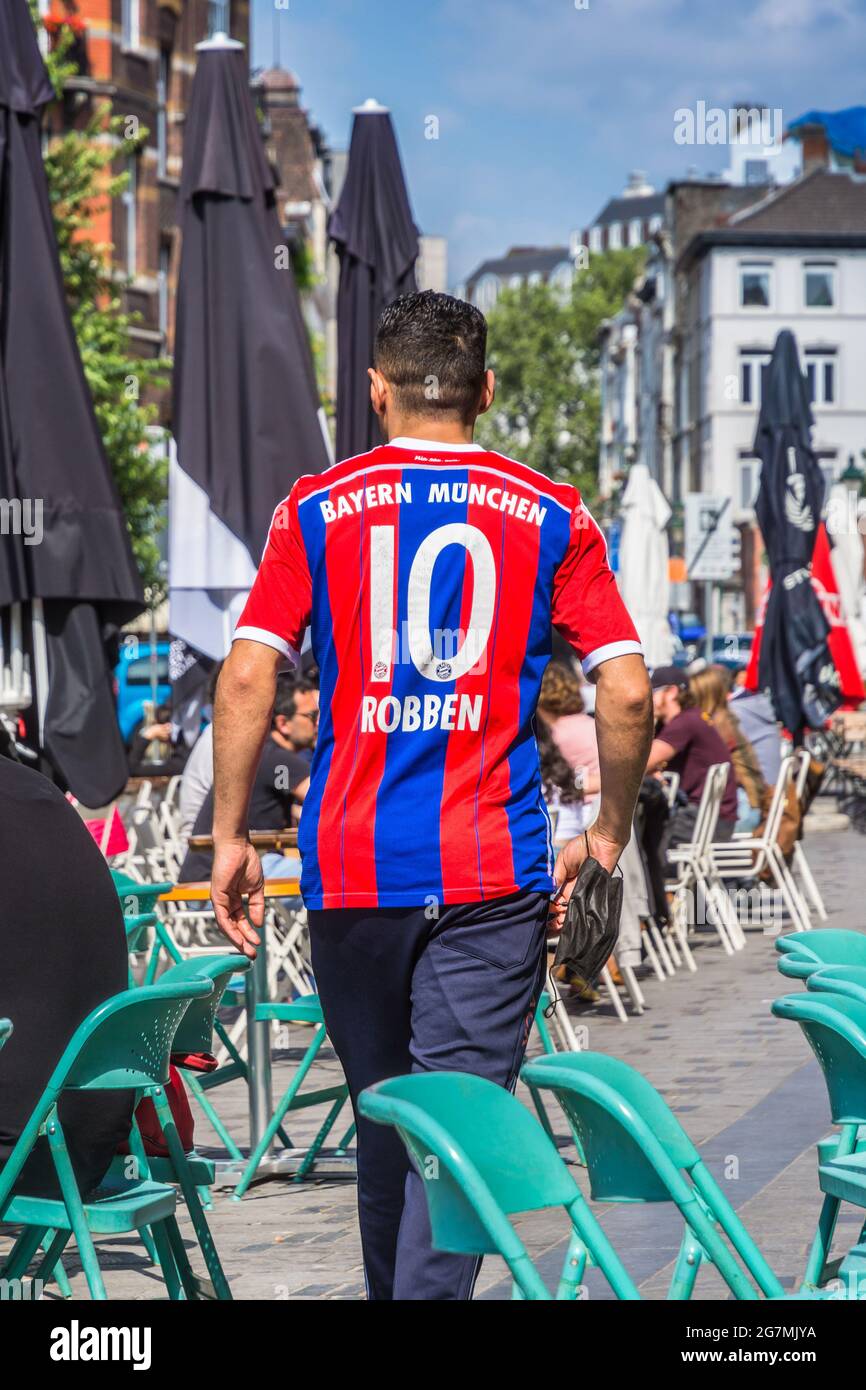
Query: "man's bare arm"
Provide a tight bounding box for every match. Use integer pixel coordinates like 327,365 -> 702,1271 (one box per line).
591,652 -> 654,856
210,639 -> 283,957
553,653 -> 653,903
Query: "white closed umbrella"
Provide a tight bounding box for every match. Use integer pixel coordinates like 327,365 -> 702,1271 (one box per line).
617,462 -> 674,668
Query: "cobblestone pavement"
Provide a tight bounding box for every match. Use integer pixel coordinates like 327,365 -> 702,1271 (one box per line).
3,805 -> 863,1301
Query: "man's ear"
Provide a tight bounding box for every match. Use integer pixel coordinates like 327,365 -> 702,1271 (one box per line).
477,368 -> 496,418
368,367 -> 389,418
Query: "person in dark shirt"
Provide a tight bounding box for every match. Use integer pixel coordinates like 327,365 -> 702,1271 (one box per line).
645,665 -> 737,861
0,757 -> 132,1197
178,677 -> 316,883
128,703 -> 190,778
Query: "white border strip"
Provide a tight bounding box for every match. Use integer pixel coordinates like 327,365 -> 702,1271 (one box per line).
581,639 -> 644,676
233,626 -> 299,665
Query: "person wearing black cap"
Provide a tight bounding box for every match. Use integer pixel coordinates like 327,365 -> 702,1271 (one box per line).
645,665 -> 737,858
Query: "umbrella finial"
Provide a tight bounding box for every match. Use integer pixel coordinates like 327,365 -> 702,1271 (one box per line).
196,31 -> 245,52
353,97 -> 390,114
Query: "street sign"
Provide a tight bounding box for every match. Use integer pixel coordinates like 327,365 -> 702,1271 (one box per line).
685,493 -> 736,581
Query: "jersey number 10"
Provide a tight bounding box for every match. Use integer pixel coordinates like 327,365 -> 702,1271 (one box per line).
369,522 -> 496,684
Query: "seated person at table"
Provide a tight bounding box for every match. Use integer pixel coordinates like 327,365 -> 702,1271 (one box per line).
178,676 -> 316,883
128,703 -> 190,779
0,757 -> 133,1197
645,665 -> 737,873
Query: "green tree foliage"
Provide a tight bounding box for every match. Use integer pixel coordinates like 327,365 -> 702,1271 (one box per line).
476,248 -> 646,504
34,7 -> 169,597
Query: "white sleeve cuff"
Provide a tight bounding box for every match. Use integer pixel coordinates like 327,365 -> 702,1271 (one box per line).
233,626 -> 300,666
581,639 -> 644,676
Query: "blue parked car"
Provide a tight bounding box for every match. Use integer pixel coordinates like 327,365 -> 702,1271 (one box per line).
669,609 -> 706,646
114,640 -> 171,745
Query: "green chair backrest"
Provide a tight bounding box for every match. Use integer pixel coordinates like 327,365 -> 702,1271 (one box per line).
0,979 -> 211,1212
56,978 -> 214,1093
124,912 -> 157,953
359,1072 -> 579,1256
156,954 -> 251,1054
0,1019 -> 11,1051
522,1052 -> 698,1204
807,966 -> 866,1007
111,871 -> 173,917
772,993 -> 866,1125
775,930 -> 866,979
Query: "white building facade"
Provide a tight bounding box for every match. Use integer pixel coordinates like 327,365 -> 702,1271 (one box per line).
676,170 -> 866,625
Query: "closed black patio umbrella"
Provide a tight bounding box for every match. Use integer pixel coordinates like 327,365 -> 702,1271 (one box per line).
329,100 -> 419,461
754,330 -> 842,738
169,33 -> 331,665
0,0 -> 144,803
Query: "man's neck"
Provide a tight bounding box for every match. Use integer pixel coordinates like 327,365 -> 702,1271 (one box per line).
270,730 -> 298,754
386,418 -> 475,447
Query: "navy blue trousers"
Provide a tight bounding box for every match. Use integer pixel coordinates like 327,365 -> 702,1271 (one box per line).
308,891 -> 549,1301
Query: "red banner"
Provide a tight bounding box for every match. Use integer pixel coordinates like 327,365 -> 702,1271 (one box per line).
745,522 -> 865,709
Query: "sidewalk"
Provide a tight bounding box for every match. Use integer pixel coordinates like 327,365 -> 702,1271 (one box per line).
5,812 -> 862,1300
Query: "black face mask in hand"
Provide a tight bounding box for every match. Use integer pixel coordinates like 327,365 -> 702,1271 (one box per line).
552,850 -> 623,987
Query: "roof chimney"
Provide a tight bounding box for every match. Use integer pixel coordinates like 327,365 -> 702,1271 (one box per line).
790,122 -> 830,174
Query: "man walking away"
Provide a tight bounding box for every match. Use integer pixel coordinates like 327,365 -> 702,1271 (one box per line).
210,291 -> 652,1299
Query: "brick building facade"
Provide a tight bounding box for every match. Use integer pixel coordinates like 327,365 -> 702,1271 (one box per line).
39,0 -> 250,384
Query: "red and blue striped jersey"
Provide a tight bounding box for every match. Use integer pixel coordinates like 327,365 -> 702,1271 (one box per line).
235,437 -> 642,909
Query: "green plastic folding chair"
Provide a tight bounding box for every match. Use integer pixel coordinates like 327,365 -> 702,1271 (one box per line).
0,1019 -> 74,1299
772,991 -> 866,1296
775,929 -> 866,981
522,1052 -> 784,1300
232,993 -> 354,1199
0,976 -> 226,1301
806,967 -> 866,1166
153,953 -> 252,1172
104,953 -> 250,1293
111,870 -> 173,918
359,1070 -> 642,1299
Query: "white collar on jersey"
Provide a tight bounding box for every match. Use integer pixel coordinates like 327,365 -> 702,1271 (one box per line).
387,436 -> 483,452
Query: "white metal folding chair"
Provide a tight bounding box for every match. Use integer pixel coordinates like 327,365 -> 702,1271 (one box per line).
791,748 -> 828,922
710,757 -> 811,933
667,763 -> 742,959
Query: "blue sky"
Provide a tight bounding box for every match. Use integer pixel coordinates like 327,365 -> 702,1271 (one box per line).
251,0 -> 866,285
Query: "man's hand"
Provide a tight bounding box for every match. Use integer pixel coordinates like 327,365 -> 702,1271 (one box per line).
210,840 -> 265,959
550,825 -> 627,930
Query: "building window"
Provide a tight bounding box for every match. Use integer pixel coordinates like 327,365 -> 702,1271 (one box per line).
739,458 -> 760,510
629,218 -> 643,247
122,0 -> 140,49
739,262 -> 771,308
158,240 -> 171,343
123,156 -> 138,278
475,274 -> 499,313
589,225 -> 602,253
744,158 -> 769,185
608,222 -> 622,251
157,50 -> 170,179
738,349 -> 771,406
817,454 -> 838,494
805,349 -> 837,406
804,262 -> 836,309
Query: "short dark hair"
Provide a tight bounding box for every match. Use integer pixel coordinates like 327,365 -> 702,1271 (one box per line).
374,290 -> 487,422
273,675 -> 317,724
